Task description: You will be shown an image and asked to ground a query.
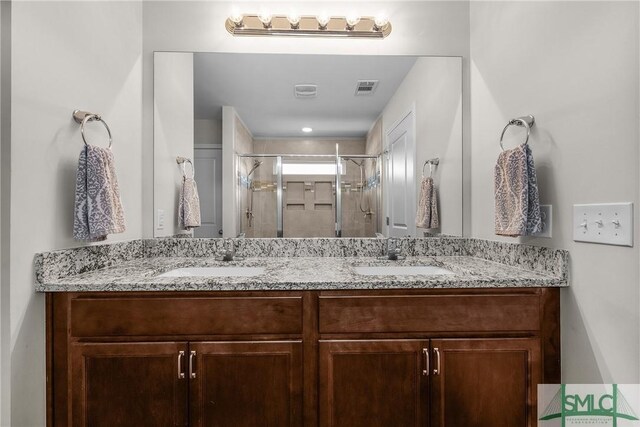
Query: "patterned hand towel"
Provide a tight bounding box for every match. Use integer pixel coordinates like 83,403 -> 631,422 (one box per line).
494,144 -> 542,236
416,176 -> 440,229
73,145 -> 126,241
178,176 -> 201,230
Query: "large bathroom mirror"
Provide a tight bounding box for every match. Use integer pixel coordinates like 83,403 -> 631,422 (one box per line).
154,52 -> 462,239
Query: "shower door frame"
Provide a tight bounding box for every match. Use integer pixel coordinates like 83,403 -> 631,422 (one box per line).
238,152 -> 381,238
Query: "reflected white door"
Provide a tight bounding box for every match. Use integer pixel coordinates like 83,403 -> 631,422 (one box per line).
194,147 -> 223,238
386,110 -> 416,237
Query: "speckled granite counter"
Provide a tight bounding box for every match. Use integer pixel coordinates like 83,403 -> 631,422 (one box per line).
34,237 -> 569,292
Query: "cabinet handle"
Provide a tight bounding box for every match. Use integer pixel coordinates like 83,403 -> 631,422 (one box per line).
433,347 -> 441,376
189,351 -> 197,379
178,351 -> 185,379
422,348 -> 429,376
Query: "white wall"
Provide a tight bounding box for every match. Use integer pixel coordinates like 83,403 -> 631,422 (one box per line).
195,119 -> 221,146
382,57 -> 463,237
221,107 -> 253,238
469,1 -> 639,383
142,0 -> 471,237
10,2 -> 143,425
153,52 -> 194,237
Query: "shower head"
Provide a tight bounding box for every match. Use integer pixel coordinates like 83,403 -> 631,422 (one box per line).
247,159 -> 263,178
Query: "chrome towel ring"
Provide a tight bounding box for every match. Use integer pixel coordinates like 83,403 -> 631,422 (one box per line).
73,110 -> 112,149
499,115 -> 535,151
422,158 -> 440,178
176,156 -> 195,178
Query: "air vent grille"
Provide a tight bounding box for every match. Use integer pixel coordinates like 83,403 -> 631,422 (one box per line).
355,80 -> 379,96
294,84 -> 317,98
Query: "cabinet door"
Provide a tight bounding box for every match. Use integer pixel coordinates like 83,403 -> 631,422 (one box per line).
70,342 -> 188,427
189,341 -> 303,427
319,340 -> 429,427
430,338 -> 541,427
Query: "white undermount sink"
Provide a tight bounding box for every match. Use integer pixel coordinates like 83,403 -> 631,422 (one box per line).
157,267 -> 265,278
353,266 -> 454,276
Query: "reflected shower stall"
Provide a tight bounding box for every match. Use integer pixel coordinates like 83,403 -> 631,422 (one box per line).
238,152 -> 381,238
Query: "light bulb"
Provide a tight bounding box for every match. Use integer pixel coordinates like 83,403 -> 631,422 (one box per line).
229,12 -> 244,27
316,14 -> 330,29
258,12 -> 273,28
345,14 -> 361,30
302,127 -> 313,133
373,14 -> 389,31
287,13 -> 301,29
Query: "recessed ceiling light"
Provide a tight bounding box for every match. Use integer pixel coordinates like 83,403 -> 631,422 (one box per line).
302,127 -> 313,133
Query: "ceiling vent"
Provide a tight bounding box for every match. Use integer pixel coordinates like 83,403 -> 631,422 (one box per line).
294,84 -> 317,99
355,80 -> 379,96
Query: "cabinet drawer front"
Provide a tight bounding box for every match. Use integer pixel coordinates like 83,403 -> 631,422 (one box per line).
70,296 -> 303,337
319,294 -> 540,333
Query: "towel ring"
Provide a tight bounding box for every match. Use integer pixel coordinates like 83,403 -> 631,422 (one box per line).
422,158 -> 439,178
73,110 -> 112,149
176,156 -> 195,179
499,115 -> 535,151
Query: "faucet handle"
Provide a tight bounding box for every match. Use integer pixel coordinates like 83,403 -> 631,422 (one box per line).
386,238 -> 403,260
217,238 -> 236,261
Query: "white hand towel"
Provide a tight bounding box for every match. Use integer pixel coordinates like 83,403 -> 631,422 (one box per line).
73,145 -> 126,241
494,143 -> 542,236
416,176 -> 440,229
179,176 -> 201,230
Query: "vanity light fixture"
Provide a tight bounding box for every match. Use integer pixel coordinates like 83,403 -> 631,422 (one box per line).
345,14 -> 361,31
225,14 -> 392,38
316,14 -> 331,30
302,127 -> 313,133
373,15 -> 389,32
229,12 -> 244,28
287,13 -> 301,29
258,12 -> 273,28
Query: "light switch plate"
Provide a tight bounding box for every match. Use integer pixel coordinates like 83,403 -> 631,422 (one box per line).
573,203 -> 633,247
157,209 -> 165,230
532,205 -> 552,238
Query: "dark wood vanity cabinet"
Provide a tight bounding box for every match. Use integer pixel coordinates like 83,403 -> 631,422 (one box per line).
47,288 -> 559,427
189,341 -> 303,427
318,337 -> 541,427
69,341 -> 189,427
319,340 -> 429,427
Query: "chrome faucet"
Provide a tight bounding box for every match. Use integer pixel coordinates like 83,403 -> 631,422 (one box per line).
217,238 -> 244,262
384,238 -> 404,261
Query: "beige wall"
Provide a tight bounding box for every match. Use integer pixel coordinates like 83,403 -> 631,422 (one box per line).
382,57 -> 463,237
9,2 -> 143,424
366,117 -> 383,156
470,1 -> 639,383
253,137 -> 364,156
153,52 -> 194,237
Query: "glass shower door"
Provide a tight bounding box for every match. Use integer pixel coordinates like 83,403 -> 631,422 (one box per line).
339,156 -> 381,237
239,156 -> 278,238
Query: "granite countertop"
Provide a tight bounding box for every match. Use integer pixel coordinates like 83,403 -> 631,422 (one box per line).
35,254 -> 567,292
